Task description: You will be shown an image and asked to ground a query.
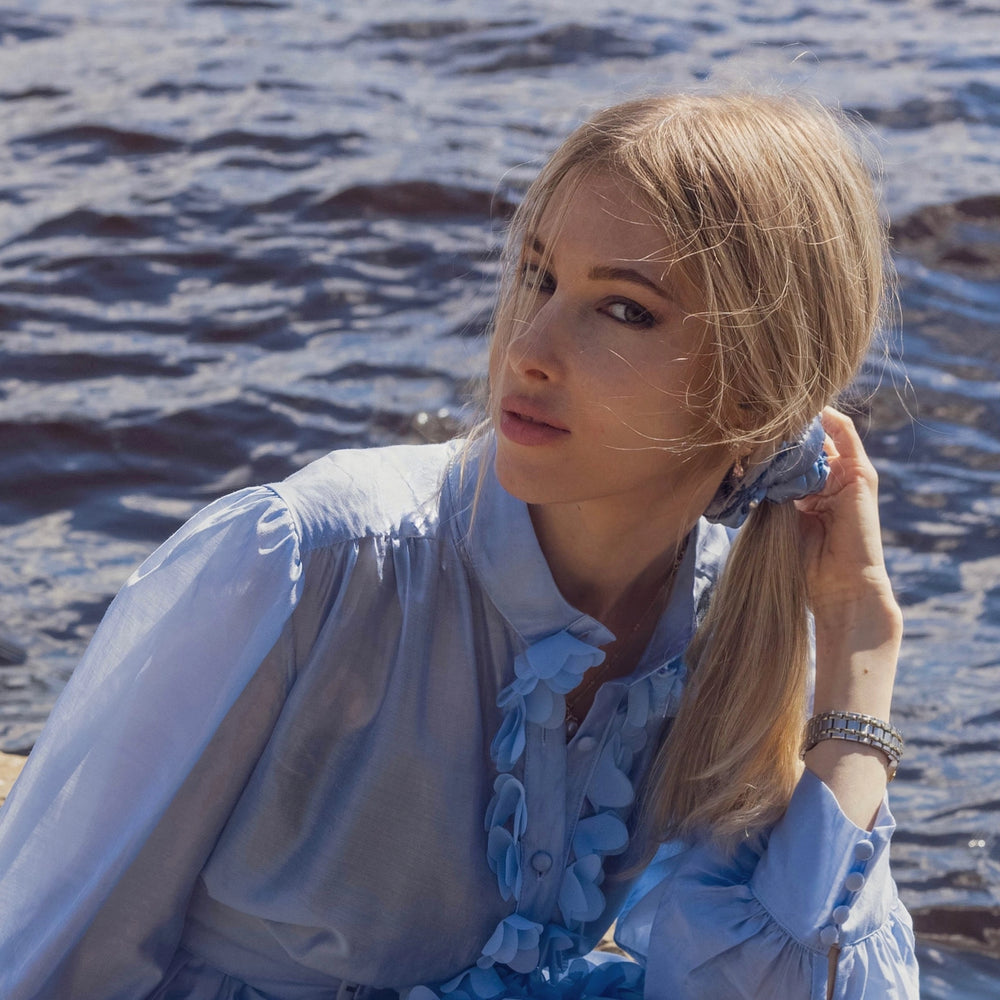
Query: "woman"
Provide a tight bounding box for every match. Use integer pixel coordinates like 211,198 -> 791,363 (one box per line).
0,93 -> 917,998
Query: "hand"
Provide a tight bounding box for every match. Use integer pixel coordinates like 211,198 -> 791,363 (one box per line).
794,406 -> 897,619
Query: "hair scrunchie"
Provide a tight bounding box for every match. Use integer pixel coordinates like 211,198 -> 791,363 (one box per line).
703,417 -> 829,529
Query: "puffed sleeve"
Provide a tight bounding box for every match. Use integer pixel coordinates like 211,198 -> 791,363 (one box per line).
0,486 -> 305,999
615,769 -> 919,999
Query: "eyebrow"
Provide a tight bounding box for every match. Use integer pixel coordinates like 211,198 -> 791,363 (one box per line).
588,265 -> 676,303
527,237 -> 676,303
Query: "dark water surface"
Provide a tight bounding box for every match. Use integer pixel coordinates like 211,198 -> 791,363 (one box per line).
1,1 -> 999,994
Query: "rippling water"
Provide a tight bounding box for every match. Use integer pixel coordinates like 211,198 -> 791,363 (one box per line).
1,1 -> 998,994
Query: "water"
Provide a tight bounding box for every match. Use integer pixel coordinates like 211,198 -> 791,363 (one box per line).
1,1 -> 999,994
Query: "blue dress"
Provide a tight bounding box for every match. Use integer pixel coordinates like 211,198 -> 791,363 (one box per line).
0,437 -> 918,999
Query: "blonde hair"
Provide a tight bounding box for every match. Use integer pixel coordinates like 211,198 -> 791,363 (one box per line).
479,93 -> 890,848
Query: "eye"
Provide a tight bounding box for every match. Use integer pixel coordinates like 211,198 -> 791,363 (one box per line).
520,261 -> 555,294
606,299 -> 655,328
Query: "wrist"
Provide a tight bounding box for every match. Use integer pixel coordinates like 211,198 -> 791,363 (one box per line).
811,650 -> 897,720
812,596 -> 901,721
814,584 -> 901,663
812,578 -> 902,641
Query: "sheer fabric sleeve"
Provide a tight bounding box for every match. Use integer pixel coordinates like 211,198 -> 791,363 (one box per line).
615,769 -> 919,999
0,486 -> 305,1000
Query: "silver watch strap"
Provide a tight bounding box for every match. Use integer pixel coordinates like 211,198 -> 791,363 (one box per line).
803,711 -> 904,780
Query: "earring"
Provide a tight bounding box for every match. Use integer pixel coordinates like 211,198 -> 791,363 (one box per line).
732,455 -> 747,480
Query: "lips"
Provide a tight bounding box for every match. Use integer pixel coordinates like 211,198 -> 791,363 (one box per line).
498,395 -> 569,446
499,396 -> 568,432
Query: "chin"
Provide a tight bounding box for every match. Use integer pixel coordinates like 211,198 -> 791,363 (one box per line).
493,450 -> 559,506
493,451 -> 534,502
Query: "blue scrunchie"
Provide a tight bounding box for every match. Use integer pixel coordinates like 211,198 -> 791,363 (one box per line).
704,417 -> 829,529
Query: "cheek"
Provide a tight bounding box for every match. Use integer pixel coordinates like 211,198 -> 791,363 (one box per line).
622,358 -> 713,442
486,334 -> 513,398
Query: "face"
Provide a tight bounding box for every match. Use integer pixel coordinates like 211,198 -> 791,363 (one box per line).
490,172 -> 730,528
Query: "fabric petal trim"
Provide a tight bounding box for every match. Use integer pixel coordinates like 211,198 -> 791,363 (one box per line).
478,914 -> 544,974
415,645 -> 686,995
484,774 -> 527,901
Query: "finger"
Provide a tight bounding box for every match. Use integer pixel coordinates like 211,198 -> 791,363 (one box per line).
821,429 -> 840,465
820,406 -> 866,463
822,408 -> 881,492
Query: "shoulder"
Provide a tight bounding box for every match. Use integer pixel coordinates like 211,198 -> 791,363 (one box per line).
269,439 -> 466,553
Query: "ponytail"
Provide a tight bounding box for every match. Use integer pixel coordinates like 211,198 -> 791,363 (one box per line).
644,500 -> 810,849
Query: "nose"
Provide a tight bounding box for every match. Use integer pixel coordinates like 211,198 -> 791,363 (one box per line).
505,297 -> 565,382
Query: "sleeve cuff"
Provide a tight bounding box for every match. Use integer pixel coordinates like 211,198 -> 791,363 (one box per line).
749,768 -> 896,951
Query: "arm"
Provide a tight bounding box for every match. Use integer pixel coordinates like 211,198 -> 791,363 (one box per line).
796,407 -> 902,829
0,486 -> 304,999
614,408 -> 917,998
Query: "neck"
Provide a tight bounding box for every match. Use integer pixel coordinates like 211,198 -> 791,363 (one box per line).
528,497 -> 694,630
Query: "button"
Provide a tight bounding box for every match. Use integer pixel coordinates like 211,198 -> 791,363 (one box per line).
854,839 -> 875,862
845,871 -> 866,892
833,905 -> 851,925
819,925 -> 840,947
530,851 -> 553,874
575,736 -> 597,752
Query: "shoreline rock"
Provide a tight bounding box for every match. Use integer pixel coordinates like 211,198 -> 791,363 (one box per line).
0,751 -> 27,807
891,193 -> 1000,279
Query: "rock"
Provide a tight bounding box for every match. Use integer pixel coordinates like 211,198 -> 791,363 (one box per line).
0,752 -> 27,807
891,195 -> 1000,279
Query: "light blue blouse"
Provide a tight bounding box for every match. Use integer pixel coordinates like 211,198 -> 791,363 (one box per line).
0,438 -> 918,999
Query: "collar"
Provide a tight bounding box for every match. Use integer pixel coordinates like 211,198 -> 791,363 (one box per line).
445,434 -> 731,679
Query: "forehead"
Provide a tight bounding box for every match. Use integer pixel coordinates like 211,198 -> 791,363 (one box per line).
529,170 -> 704,307
533,170 -> 672,262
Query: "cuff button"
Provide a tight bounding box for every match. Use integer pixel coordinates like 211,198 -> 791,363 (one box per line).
820,925 -> 840,947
